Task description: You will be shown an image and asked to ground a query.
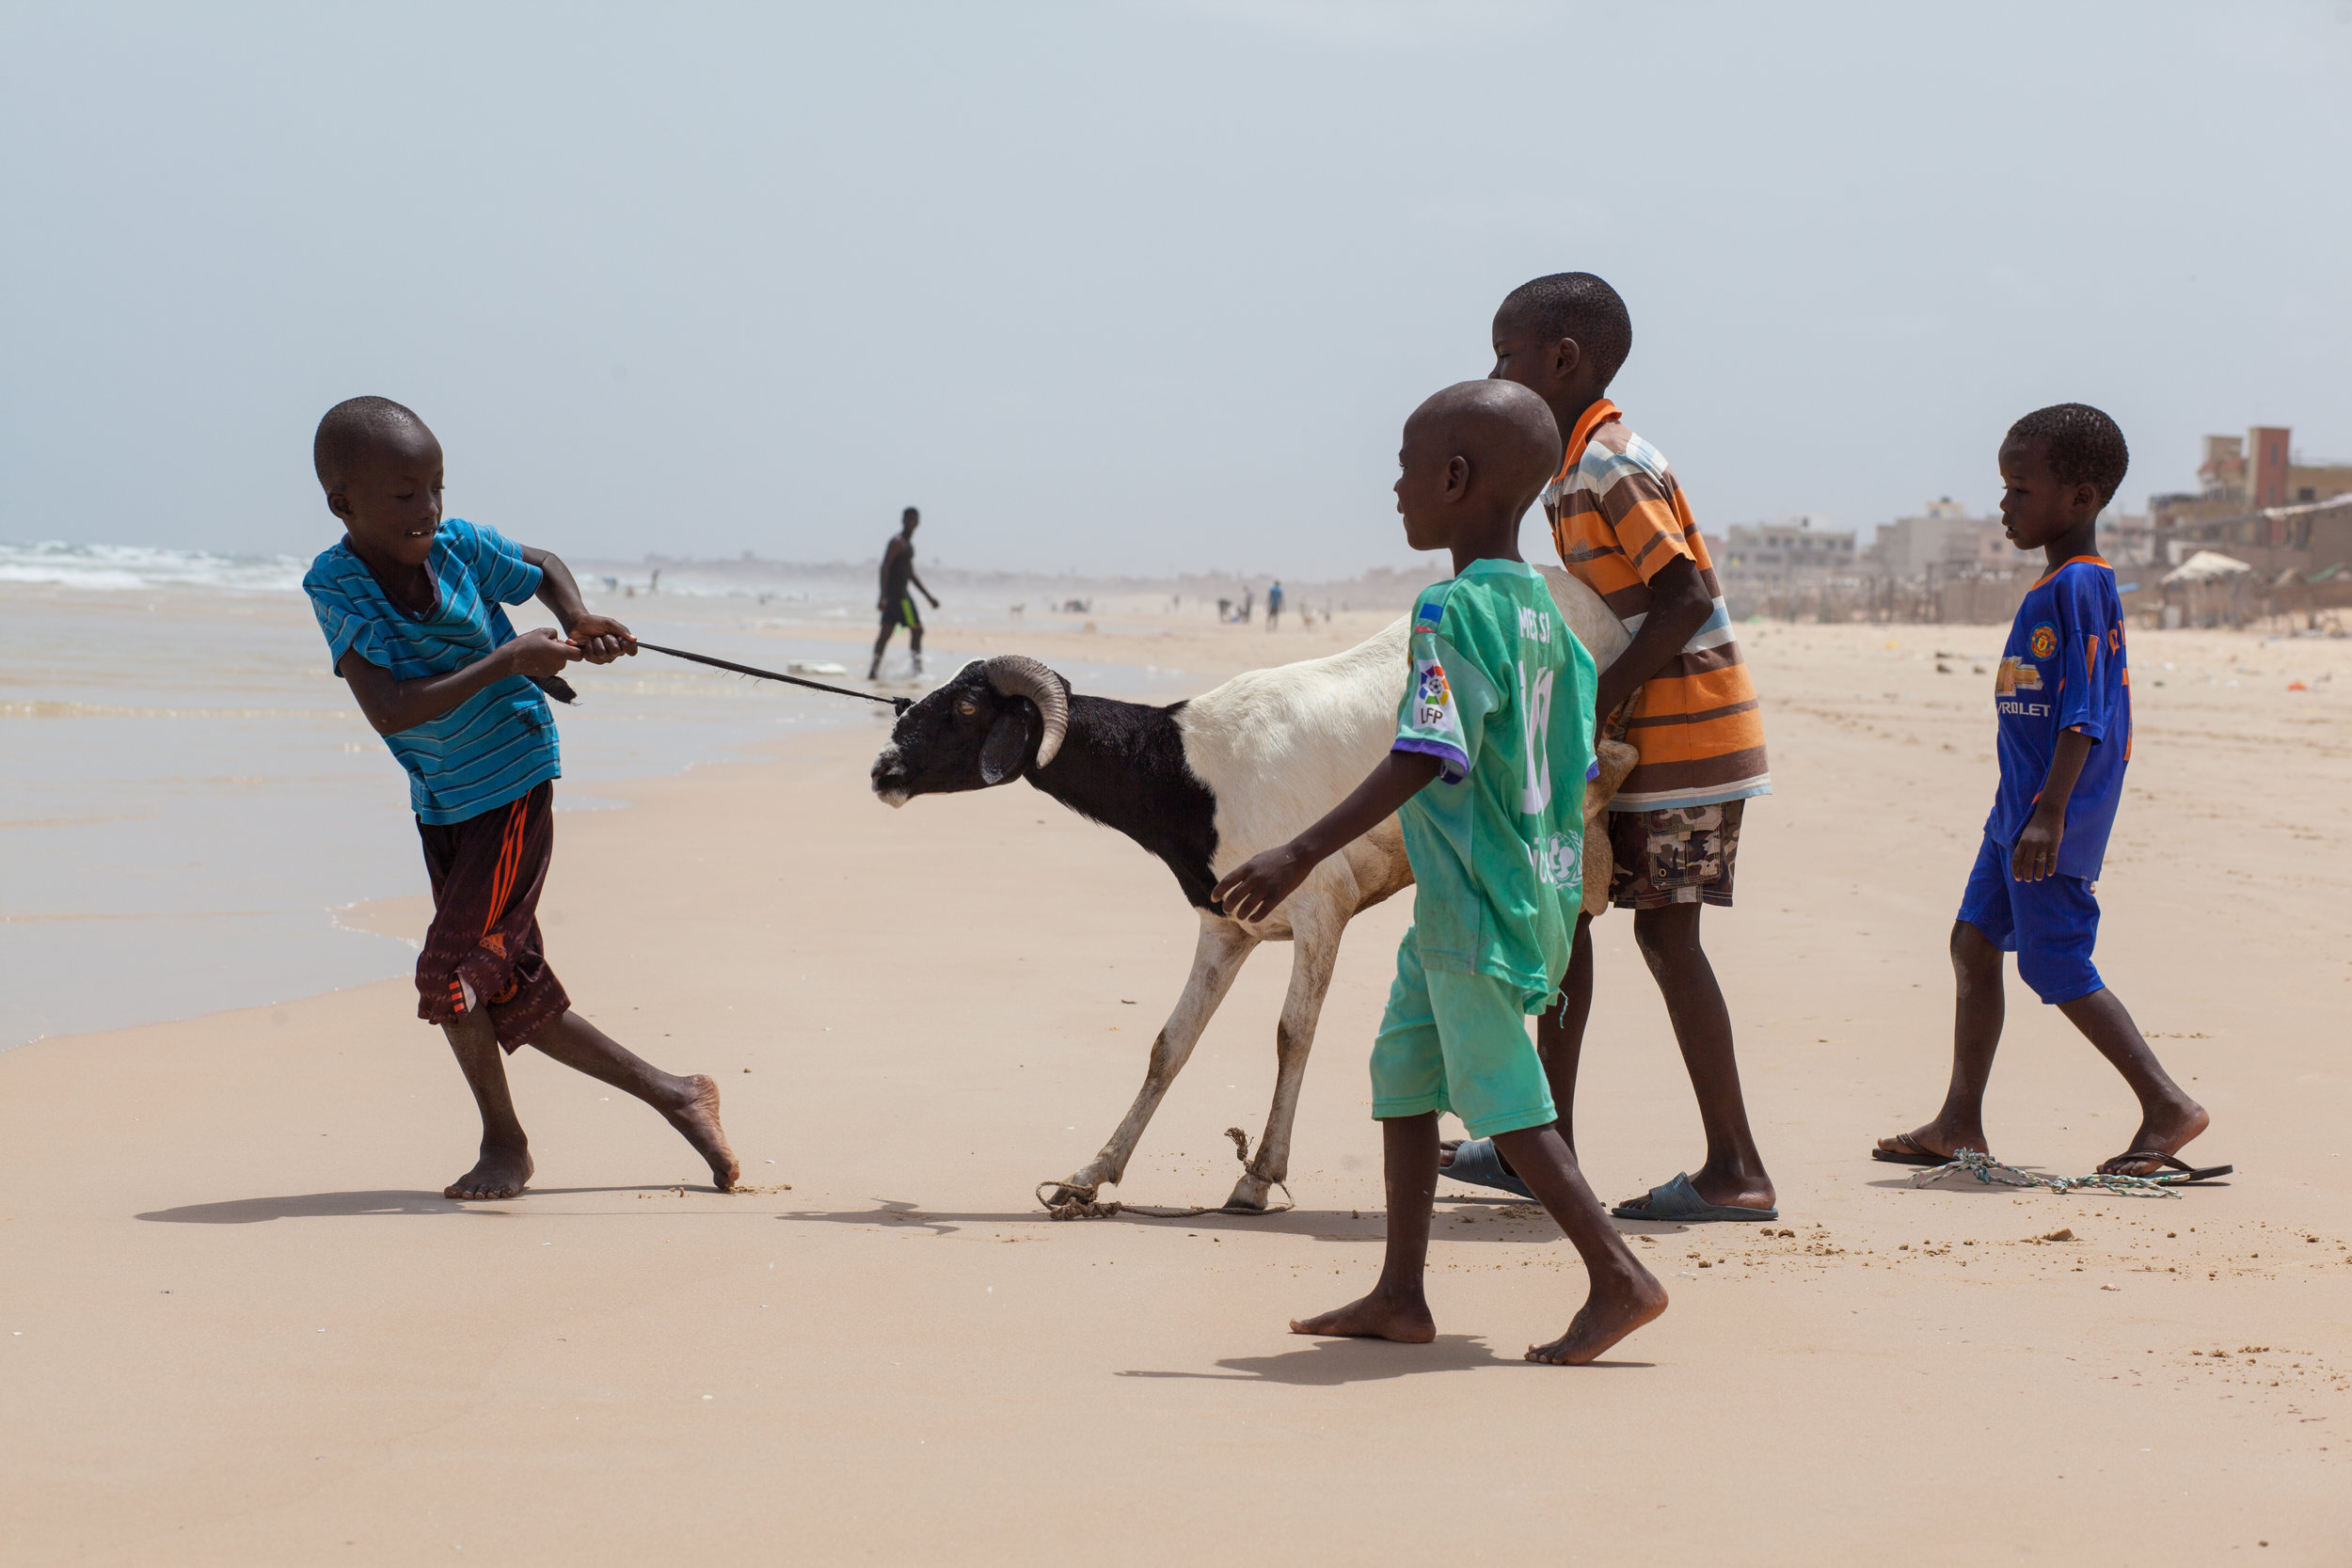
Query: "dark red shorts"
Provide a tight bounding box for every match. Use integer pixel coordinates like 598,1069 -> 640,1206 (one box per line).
415,782 -> 569,1051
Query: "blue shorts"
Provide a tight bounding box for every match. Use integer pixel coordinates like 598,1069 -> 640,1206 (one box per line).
1956,833 -> 2103,1006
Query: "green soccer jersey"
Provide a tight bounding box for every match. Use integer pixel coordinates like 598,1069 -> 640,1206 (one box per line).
1391,558 -> 1599,1008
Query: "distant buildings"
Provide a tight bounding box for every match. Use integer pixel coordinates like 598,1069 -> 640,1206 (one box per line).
1716,499 -> 2034,622
1718,515 -> 1853,580
2145,425 -> 2352,579
2154,428 -> 2352,523
1711,424 -> 2349,626
1862,498 -> 2008,578
2096,513 -> 2157,566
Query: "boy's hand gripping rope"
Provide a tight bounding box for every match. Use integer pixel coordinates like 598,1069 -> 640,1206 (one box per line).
632,641 -> 913,715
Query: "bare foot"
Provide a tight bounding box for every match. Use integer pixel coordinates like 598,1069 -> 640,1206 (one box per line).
2098,1099 -> 2211,1177
445,1142 -> 533,1200
1525,1271 -> 1668,1366
663,1075 -> 740,1192
1874,1122 -> 1991,1164
1289,1289 -> 1436,1344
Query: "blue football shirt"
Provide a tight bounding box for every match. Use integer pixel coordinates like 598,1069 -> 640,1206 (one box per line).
305,518 -> 561,825
1985,556 -> 2130,879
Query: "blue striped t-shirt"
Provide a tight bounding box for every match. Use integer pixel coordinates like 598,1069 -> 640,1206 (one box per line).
305,518 -> 561,825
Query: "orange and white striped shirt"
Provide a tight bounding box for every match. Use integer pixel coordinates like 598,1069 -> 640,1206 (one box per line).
1545,401 -> 1770,810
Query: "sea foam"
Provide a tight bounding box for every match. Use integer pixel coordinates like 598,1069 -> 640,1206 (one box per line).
0,540 -> 308,594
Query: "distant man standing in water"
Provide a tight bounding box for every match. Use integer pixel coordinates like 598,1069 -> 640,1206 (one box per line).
869,506 -> 940,680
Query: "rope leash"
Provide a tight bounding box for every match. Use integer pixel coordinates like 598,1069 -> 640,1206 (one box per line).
632,641 -> 913,715
1039,1127 -> 1295,1220
1910,1147 -> 2188,1198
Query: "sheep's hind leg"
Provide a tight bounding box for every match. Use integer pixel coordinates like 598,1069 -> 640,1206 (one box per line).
1045,914 -> 1258,1206
1227,908 -> 1342,1212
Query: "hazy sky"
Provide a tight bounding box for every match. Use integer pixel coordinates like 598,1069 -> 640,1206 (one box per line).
5,2 -> 2348,577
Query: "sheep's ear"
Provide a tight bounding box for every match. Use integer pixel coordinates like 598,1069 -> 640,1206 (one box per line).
978,709 -> 1032,785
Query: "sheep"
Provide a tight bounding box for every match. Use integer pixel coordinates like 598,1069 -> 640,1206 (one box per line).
867,566 -> 1632,1212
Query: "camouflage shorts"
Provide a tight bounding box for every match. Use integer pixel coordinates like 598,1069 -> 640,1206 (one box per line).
1608,800 -> 1745,911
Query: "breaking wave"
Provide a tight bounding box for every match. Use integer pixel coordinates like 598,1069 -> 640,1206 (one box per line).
0,540 -> 308,594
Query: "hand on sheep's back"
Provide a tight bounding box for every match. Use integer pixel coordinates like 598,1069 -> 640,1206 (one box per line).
1581,737 -> 1638,918
1213,843 -> 1314,925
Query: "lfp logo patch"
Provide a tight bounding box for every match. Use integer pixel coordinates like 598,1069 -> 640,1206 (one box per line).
2029,623 -> 2058,660
1412,657 -> 1460,738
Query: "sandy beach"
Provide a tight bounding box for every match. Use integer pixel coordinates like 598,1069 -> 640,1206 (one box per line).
4,611 -> 2349,1565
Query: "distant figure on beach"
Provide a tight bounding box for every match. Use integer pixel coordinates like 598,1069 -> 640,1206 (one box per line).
1876,404 -> 2227,1184
1444,272 -> 1778,1225
1265,579 -> 1284,630
870,506 -> 940,680
1215,381 -> 1664,1364
302,396 -> 739,1201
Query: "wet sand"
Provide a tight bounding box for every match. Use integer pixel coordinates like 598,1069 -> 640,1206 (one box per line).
3,615 -> 2348,1564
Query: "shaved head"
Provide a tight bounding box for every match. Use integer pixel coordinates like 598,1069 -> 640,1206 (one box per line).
1406,380 -> 1564,510
313,396 -> 436,492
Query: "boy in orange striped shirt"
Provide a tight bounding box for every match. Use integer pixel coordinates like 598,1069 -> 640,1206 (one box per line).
1441,272 -> 1779,1224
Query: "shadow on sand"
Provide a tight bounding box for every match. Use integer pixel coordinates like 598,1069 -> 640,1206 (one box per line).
771,1198 -> 1630,1243
1120,1333 -> 1653,1386
772,1199 -> 1390,1240
135,1185 -> 704,1224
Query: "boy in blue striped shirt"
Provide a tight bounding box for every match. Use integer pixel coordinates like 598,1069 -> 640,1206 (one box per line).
305,397 -> 738,1200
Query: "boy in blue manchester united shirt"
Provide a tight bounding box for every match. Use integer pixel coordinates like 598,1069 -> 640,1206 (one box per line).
1875,404 -> 2225,1182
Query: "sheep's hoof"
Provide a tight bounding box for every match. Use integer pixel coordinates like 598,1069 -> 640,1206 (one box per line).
1043,1180 -> 1099,1208
1222,1177 -> 1273,1212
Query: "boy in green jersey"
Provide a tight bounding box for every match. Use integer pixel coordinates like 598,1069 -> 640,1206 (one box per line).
1216,381 -> 1666,1366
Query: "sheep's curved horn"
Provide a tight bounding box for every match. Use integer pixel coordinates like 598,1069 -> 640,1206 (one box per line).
983,655 -> 1069,768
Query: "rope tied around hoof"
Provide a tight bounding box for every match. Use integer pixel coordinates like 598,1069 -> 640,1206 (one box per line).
1909,1147 -> 2184,1199
1037,1127 -> 1295,1220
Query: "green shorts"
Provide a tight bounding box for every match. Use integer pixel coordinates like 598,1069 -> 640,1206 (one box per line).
1368,930 -> 1558,1138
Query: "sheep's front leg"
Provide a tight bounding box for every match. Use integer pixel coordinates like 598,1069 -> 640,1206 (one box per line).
1226,904 -> 1343,1212
1046,912 -> 1258,1205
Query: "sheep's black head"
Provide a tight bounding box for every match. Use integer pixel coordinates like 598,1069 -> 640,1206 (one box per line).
870,655 -> 1071,807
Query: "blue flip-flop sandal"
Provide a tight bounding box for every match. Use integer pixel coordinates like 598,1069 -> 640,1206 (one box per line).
1439,1138 -> 1534,1200
1610,1171 -> 1778,1224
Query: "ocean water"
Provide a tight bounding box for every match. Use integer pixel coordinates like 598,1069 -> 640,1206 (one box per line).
1,543 -> 1187,1045
0,538 -> 311,594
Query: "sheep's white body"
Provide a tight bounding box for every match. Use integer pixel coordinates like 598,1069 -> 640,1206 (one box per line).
1052,567 -> 1632,1212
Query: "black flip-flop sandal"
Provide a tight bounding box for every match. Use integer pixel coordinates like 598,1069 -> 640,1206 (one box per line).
2102,1150 -> 2234,1183
1870,1132 -> 1970,1167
